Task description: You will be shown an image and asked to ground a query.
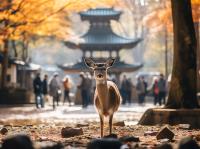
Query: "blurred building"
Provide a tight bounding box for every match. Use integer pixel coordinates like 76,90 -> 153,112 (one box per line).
60,8 -> 143,83
0,53 -> 41,104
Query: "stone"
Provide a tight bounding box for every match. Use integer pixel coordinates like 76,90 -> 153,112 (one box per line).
178,124 -> 191,130
144,131 -> 158,136
120,144 -> 129,149
159,138 -> 170,143
39,136 -> 48,141
156,143 -> 173,149
0,127 -> 8,135
119,136 -> 140,143
40,141 -> 64,149
113,121 -> 125,127
103,134 -> 118,139
139,108 -> 200,128
195,135 -> 200,141
87,138 -> 122,149
76,123 -> 89,127
178,137 -> 200,149
156,126 -> 174,141
61,127 -> 83,138
1,134 -> 34,149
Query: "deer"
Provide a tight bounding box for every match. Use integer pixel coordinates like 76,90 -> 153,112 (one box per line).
84,58 -> 121,137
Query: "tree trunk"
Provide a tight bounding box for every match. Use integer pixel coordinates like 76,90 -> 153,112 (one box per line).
11,40 -> 18,58
1,39 -> 9,89
21,40 -> 29,88
166,0 -> 199,108
194,22 -> 200,93
164,26 -> 168,78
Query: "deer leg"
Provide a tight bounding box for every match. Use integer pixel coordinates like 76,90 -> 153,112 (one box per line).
100,115 -> 104,137
109,114 -> 113,135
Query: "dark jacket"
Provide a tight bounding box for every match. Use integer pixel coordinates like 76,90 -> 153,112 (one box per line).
42,79 -> 48,95
33,76 -> 43,94
158,78 -> 166,92
79,76 -> 87,90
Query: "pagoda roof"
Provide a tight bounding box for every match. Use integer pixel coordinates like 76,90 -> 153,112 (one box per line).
64,7 -> 142,50
58,60 -> 143,73
80,29 -> 142,50
80,8 -> 121,21
65,27 -> 142,50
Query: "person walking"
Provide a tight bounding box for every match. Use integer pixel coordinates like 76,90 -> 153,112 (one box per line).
42,74 -> 48,106
127,78 -> 132,105
158,74 -> 167,105
152,79 -> 160,105
78,73 -> 88,108
142,76 -> 148,101
33,73 -> 44,108
120,75 -> 128,104
63,76 -> 72,106
49,73 -> 60,109
85,72 -> 92,104
136,77 -> 146,104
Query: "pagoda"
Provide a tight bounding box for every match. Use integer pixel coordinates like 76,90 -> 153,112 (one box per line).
59,8 -> 143,83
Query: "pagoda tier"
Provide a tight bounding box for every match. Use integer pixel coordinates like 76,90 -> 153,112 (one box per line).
65,8 -> 142,51
75,24 -> 141,51
80,8 -> 121,22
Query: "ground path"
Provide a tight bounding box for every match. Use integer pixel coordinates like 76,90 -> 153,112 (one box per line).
1,104 -> 199,148
0,103 -> 155,125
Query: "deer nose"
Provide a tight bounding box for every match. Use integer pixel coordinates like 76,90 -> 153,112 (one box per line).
97,74 -> 103,78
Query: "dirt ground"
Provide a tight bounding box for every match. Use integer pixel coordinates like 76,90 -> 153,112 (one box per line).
0,105 -> 199,148
0,120 -> 200,148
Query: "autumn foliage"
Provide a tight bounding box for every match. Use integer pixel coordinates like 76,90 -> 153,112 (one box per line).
142,0 -> 199,33
0,0 -> 116,44
0,0 -> 116,88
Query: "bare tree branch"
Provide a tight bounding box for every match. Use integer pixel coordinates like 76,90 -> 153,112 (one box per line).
10,0 -> 26,15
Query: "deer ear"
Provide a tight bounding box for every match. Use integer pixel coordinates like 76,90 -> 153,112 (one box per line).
105,58 -> 115,68
84,58 -> 95,69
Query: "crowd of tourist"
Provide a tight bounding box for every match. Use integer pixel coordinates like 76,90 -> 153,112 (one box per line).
33,72 -> 168,109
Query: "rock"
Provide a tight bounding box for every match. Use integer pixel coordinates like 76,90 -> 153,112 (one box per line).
178,137 -> 200,149
119,136 -> 140,143
195,135 -> 200,141
87,138 -> 122,149
30,130 -> 35,133
40,141 -> 64,149
3,124 -> 12,127
39,136 -> 48,141
26,125 -> 33,127
156,126 -> 174,141
61,127 -> 83,138
156,143 -> 173,149
0,127 -> 8,135
103,134 -> 118,139
144,131 -> 158,136
1,134 -> 34,149
159,138 -> 170,143
178,124 -> 191,130
113,121 -> 125,127
76,123 -> 89,127
120,144 -> 129,149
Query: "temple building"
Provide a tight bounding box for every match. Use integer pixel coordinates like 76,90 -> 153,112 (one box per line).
59,8 -> 142,83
